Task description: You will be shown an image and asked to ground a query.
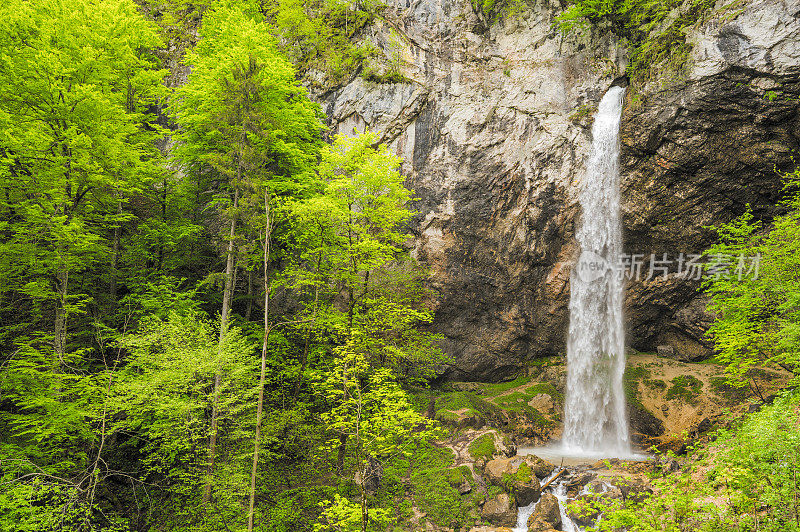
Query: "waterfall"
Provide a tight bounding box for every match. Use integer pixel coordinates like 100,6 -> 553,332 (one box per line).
562,86 -> 630,456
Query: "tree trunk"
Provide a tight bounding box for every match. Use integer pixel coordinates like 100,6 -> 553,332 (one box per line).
203,186 -> 239,504
245,266 -> 254,321
360,485 -> 367,532
247,191 -> 270,531
54,267 -> 68,361
110,197 -> 122,301
336,433 -> 348,476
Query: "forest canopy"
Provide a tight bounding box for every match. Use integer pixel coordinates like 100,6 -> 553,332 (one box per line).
0,1 -> 445,530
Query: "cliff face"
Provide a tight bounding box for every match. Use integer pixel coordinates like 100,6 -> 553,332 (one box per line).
312,0 -> 800,379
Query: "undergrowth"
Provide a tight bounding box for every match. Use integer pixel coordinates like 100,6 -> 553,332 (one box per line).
589,391 -> 800,531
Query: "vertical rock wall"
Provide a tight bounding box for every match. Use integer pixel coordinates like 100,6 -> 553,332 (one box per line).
312,0 -> 800,379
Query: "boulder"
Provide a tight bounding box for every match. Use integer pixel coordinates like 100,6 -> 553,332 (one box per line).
485,456 -> 553,483
528,393 -> 555,414
656,345 -> 675,357
481,493 -> 517,527
526,455 -> 557,480
484,456 -> 544,506
527,493 -> 561,532
567,471 -> 596,490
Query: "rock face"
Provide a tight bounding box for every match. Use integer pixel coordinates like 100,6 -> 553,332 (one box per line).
526,492 -> 561,532
313,0 -> 800,378
481,492 -> 517,526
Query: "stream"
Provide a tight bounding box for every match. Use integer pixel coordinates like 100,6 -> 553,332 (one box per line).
511,445 -> 649,531
511,468 -> 583,532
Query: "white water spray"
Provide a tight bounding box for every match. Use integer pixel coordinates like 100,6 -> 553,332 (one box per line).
562,86 -> 630,456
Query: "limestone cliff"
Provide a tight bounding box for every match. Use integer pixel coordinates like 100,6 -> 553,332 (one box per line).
311,0 -> 800,379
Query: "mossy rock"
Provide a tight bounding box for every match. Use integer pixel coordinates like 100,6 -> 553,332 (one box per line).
468,433 -> 498,461
501,462 -> 542,506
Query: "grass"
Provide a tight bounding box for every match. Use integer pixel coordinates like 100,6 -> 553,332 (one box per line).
445,465 -> 473,487
568,104 -> 595,123
666,375 -> 704,403
623,365 -> 651,410
434,391 -> 504,421
483,375 -> 531,396
486,485 -> 505,499
644,378 -> 667,390
491,388 -> 555,427
526,382 -> 564,402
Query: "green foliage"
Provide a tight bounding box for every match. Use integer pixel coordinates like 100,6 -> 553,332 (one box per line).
595,392 -> 800,531
471,0 -> 527,24
259,0 -> 383,88
555,0 -> 716,84
703,168 -> 800,386
467,433 -> 497,461
315,494 -> 393,532
0,1 -> 446,530
289,131 -> 448,384
173,3 -> 323,199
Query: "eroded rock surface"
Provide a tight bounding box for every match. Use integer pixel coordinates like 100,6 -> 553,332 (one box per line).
312,0 -> 800,378
481,492 -> 517,526
526,492 -> 561,531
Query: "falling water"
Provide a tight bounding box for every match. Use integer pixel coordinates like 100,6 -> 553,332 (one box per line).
562,86 -> 630,456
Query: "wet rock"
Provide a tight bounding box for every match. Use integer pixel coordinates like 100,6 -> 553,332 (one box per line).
481,493 -> 517,527
586,479 -> 608,493
568,471 -> 596,490
662,459 -> 681,475
526,455 -> 557,480
527,493 -> 561,532
695,417 -> 713,434
610,478 -> 653,503
628,403 -> 665,437
658,437 -> 688,455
